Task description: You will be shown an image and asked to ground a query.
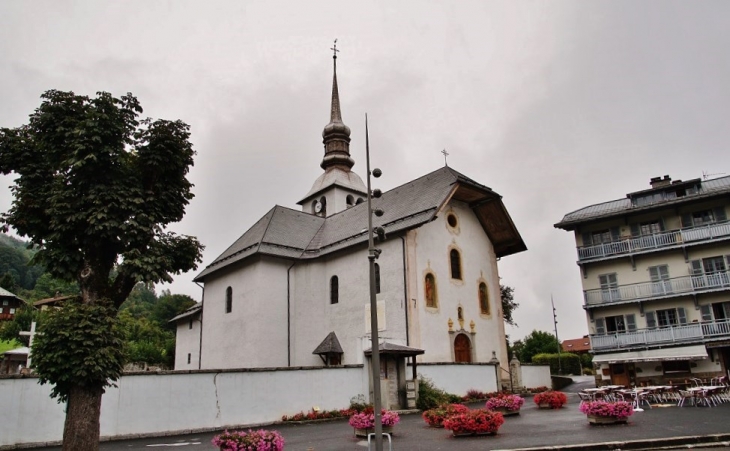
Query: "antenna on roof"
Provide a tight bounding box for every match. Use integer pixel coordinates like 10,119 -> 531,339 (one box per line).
703,171 -> 726,180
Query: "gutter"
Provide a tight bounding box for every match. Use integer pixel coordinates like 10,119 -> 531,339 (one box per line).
400,235 -> 409,346
194,281 -> 204,370
287,261 -> 296,366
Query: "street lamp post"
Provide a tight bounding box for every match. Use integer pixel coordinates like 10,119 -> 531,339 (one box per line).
365,114 -> 385,451
552,295 -> 562,375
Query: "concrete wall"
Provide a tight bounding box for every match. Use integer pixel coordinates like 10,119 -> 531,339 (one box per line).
411,363 -> 499,395
521,364 -> 552,389
0,366 -> 365,448
174,311 -> 201,370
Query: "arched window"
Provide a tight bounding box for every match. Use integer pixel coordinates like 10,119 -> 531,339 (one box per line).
375,263 -> 381,294
346,195 -> 355,208
424,273 -> 437,308
478,282 -> 490,315
450,249 -> 462,280
330,276 -> 339,304
225,286 -> 232,313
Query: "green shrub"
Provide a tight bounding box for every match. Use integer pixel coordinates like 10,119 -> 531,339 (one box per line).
417,377 -> 460,411
532,352 -> 581,375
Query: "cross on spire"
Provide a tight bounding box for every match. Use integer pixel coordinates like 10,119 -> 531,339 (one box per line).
331,38 -> 339,59
441,149 -> 449,166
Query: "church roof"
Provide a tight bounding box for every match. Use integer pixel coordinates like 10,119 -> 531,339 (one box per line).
194,166 -> 526,282
168,303 -> 202,323
298,167 -> 367,204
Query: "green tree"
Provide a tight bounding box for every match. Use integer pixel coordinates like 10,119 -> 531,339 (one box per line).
519,330 -> 560,363
30,273 -> 79,301
0,90 -> 203,451
153,290 -> 196,332
500,285 -> 519,326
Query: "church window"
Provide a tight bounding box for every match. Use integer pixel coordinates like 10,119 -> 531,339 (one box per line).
425,273 -> 437,308
330,276 -> 339,304
447,213 -> 458,228
356,198 -> 364,205
478,282 -> 490,315
225,286 -> 232,313
187,353 -> 191,364
189,319 -> 193,330
450,249 -> 462,280
375,263 -> 381,294
346,195 -> 355,208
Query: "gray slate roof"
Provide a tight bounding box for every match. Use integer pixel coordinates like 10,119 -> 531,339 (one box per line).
312,331 -> 343,355
364,341 -> 425,356
555,175 -> 730,230
195,166 -> 526,281
0,287 -> 19,298
168,304 -> 202,323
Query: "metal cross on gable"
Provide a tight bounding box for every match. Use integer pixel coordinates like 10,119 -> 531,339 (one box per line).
331,38 -> 339,58
441,148 -> 449,166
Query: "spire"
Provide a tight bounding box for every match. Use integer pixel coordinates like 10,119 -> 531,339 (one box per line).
321,39 -> 354,171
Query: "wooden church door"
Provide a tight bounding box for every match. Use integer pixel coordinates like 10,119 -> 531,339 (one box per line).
454,334 -> 472,363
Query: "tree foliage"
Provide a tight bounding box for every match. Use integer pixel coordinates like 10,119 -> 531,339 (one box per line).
518,330 -> 560,363
32,300 -> 125,403
0,90 -> 203,450
500,285 -> 518,326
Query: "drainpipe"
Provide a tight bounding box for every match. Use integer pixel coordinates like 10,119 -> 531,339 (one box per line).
287,261 -> 296,367
194,281 -> 204,370
399,236 -> 409,346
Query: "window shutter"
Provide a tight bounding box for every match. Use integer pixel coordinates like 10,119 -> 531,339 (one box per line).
582,232 -> 592,246
630,223 -> 640,237
649,266 -> 660,282
714,207 -> 727,222
681,214 -> 693,228
677,307 -> 687,325
659,218 -> 665,231
625,314 -> 637,332
646,311 -> 657,329
610,227 -> 620,240
700,304 -> 713,322
595,318 -> 606,335
690,260 -> 703,275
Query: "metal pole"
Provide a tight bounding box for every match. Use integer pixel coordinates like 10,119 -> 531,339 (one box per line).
552,295 -> 562,375
365,114 -> 383,451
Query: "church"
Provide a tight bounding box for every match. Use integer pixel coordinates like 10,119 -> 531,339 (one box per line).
173,52 -> 526,393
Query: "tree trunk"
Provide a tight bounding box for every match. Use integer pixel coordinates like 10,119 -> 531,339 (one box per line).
62,385 -> 104,451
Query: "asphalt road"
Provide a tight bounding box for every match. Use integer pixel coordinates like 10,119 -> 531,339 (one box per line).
29,379 -> 730,451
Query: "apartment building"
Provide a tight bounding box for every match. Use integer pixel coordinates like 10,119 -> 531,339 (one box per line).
555,175 -> 730,387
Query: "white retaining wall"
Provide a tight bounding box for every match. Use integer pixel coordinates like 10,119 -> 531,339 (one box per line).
0,366 -> 365,448
411,363 -> 499,395
521,364 -> 551,389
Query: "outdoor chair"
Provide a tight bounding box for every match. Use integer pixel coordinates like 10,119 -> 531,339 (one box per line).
677,390 -> 695,407
577,391 -> 592,407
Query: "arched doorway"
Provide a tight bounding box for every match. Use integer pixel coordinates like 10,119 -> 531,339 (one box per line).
454,334 -> 472,363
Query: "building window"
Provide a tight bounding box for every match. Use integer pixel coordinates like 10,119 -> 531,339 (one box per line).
598,273 -> 620,302
374,263 -> 381,294
425,273 -> 437,308
478,282 -> 489,315
187,353 -> 191,364
662,360 -> 691,374
690,256 -> 728,288
649,265 -> 671,295
346,195 -> 355,208
9,308 -> 16,315
225,287 -> 232,313
647,308 -> 687,329
450,249 -> 462,280
447,213 -> 458,228
682,207 -> 727,228
1,300 -> 7,306
595,314 -> 636,335
583,227 -> 620,246
330,276 -> 339,304
189,319 -> 193,330
631,220 -> 663,237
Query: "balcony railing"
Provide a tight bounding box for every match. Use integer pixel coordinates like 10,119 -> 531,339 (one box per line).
577,221 -> 730,262
591,318 -> 730,351
584,271 -> 730,306
0,313 -> 13,320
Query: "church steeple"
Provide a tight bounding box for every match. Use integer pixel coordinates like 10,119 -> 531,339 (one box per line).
321,41 -> 355,170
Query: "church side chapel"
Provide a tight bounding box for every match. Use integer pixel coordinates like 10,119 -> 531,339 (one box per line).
174,48 -> 526,408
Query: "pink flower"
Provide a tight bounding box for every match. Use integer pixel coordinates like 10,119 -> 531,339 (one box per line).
212,430 -> 285,451
485,394 -> 525,411
579,401 -> 634,420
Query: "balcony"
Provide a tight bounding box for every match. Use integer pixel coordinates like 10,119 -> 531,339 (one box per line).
577,221 -> 730,263
0,313 -> 13,320
590,319 -> 730,351
584,271 -> 730,308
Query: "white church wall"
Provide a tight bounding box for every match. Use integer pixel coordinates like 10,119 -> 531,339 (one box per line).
521,364 -> 552,389
411,363 -> 499,395
411,200 -> 507,366
0,367 -> 365,447
200,257 -> 289,369
289,238 -> 408,367
174,314 -> 201,370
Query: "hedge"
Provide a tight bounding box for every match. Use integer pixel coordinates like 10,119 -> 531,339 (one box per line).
532,353 -> 581,375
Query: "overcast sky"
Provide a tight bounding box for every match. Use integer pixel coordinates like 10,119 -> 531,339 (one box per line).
1,1 -> 728,342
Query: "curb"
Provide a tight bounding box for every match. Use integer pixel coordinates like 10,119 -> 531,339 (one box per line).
493,433 -> 730,451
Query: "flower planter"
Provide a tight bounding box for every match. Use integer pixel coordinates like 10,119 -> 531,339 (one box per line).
443,409 -> 504,437
492,407 -> 520,417
587,414 -> 628,425
354,426 -> 393,437
538,403 -> 552,409
452,431 -> 497,437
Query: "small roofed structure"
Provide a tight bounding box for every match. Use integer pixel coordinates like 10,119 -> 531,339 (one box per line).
34,294 -> 77,311
364,342 -> 425,410
0,287 -> 26,321
364,341 -> 425,381
0,346 -> 29,375
313,331 -> 344,366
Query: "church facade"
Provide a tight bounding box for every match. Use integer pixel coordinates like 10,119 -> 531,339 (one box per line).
174,55 -> 526,381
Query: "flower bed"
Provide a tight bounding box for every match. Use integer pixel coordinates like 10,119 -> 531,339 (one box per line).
422,403 -> 469,427
281,408 -> 358,422
579,400 -> 633,424
485,394 -> 525,412
349,409 -> 400,429
443,409 -> 505,436
212,429 -> 285,451
533,390 -> 568,409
